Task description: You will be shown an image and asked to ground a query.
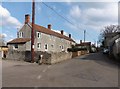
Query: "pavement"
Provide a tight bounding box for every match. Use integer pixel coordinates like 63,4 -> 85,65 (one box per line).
2,52 -> 119,87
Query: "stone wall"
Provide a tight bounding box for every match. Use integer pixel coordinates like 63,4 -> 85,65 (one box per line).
72,51 -> 88,58
6,50 -> 72,64
6,50 -> 51,62
46,52 -> 72,64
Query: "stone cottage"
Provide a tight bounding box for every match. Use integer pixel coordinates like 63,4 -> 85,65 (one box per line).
7,14 -> 75,63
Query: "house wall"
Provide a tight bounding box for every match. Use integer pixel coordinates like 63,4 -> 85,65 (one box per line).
104,33 -> 119,47
113,38 -> 120,60
18,44 -> 26,51
19,24 -> 31,38
16,24 -> 74,52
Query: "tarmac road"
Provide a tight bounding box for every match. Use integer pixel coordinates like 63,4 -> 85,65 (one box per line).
2,52 -> 119,87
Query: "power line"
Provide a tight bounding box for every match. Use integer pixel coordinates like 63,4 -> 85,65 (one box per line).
42,2 -> 73,25
41,2 -> 96,42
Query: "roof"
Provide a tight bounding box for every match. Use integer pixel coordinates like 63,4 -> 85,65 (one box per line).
32,23 -> 75,42
7,38 -> 31,44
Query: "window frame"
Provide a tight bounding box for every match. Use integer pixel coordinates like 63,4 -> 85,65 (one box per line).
37,43 -> 41,49
19,32 -> 23,38
44,44 -> 48,51
37,32 -> 41,38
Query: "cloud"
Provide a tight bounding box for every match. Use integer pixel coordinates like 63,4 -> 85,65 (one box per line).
67,2 -> 118,32
70,5 -> 81,19
0,33 -> 7,38
0,5 -> 22,28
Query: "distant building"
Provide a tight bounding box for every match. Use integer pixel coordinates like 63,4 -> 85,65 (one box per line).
7,14 -> 75,53
104,32 -> 119,48
109,33 -> 120,60
75,40 -> 91,53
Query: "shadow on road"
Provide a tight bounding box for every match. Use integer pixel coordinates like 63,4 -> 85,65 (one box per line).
74,52 -> 119,68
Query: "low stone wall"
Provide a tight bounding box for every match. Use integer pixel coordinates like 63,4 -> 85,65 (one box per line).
6,50 -> 25,61
6,50 -> 51,62
6,50 -> 72,64
72,51 -> 88,58
46,52 -> 72,64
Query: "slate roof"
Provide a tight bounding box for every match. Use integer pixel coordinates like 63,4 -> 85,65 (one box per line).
7,38 -> 31,44
33,24 -> 75,42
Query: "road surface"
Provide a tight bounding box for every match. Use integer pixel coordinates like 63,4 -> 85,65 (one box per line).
2,52 -> 119,87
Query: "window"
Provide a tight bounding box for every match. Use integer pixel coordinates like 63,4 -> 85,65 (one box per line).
45,44 -> 48,51
37,32 -> 41,38
19,32 -> 23,38
14,44 -> 18,49
37,43 -> 41,49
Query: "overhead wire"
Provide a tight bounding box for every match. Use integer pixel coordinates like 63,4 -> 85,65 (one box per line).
41,2 -> 96,42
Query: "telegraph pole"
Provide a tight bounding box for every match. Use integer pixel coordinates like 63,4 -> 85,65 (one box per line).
31,0 -> 35,63
84,30 -> 86,42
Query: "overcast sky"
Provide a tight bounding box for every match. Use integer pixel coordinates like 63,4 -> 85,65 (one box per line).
0,0 -> 119,44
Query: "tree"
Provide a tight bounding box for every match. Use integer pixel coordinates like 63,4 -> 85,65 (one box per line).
98,25 -> 120,47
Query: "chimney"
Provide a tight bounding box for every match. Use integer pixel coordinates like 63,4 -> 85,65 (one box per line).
69,34 -> 71,38
48,24 -> 51,30
80,40 -> 82,44
25,14 -> 30,24
61,30 -> 64,35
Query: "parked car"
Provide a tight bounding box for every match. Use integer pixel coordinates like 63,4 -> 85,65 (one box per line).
103,48 -> 109,54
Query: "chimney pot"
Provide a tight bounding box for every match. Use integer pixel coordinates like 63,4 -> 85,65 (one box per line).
48,24 -> 51,30
69,34 -> 71,38
80,40 -> 82,44
25,14 -> 30,24
61,30 -> 64,35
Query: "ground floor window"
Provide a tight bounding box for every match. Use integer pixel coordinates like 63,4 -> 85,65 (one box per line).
14,44 -> 18,49
45,44 -> 48,51
37,43 -> 41,49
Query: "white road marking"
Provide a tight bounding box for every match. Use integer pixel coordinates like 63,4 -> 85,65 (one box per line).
42,68 -> 47,72
37,65 -> 51,80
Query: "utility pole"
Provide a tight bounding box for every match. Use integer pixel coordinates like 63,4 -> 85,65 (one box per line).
31,0 -> 35,63
84,30 -> 86,42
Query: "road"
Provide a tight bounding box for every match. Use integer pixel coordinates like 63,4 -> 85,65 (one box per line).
2,52 -> 119,87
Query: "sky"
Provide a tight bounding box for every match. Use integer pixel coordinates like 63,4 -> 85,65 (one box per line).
0,0 -> 119,45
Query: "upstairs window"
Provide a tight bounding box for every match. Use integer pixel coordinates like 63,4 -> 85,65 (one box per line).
37,32 -> 41,38
19,32 -> 23,38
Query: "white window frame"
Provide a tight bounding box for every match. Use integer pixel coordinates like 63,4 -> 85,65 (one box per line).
37,32 -> 41,38
37,43 -> 41,49
19,32 -> 23,38
13,44 -> 18,50
44,44 -> 48,51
